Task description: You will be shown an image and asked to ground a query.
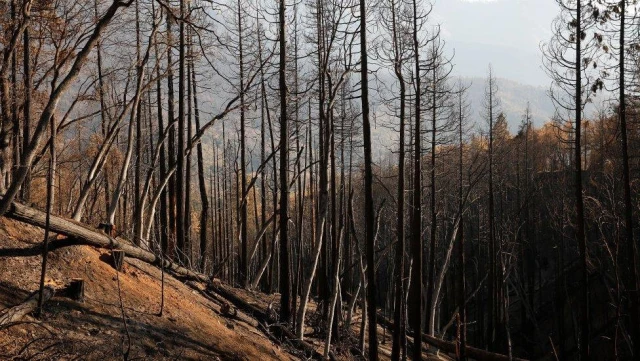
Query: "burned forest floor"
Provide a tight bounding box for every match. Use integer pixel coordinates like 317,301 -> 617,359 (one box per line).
0,217 -> 450,361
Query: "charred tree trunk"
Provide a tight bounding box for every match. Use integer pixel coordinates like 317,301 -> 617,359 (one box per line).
238,0 -> 248,288
359,0 -> 379,358
391,0 -> 407,356
36,114 -> 56,317
191,43 -> 209,273
574,3 -> 589,359
278,0 -> 291,324
166,10 -> 177,257
409,0 -> 423,358
176,0 -> 187,263
618,2 -> 639,358
20,15 -> 31,201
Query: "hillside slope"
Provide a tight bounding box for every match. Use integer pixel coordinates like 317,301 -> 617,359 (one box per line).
0,218 -> 291,361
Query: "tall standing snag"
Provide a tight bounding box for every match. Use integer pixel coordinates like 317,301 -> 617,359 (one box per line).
614,1 -> 640,357
359,0 -> 379,358
380,0 -> 409,356
278,0 -> 292,324
542,1 -> 600,358
408,0 -> 424,359
176,0 -> 187,264
36,113 -> 56,317
237,0 -> 248,288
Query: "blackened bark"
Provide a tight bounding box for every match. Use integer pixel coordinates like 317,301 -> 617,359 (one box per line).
359,0 -> 379,359
618,2 -> 639,358
176,0 -> 187,263
391,1 -> 406,357
238,0 -> 248,287
278,0 -> 291,324
574,3 -> 589,359
409,0 -> 423,358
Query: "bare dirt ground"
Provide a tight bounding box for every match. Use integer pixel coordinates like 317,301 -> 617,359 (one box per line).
0,218 -> 291,361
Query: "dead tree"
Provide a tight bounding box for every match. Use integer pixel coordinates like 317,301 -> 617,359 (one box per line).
0,0 -> 134,218
36,112 -> 56,317
542,1 -> 602,357
278,0 -> 292,324
359,0 -> 379,358
407,1 -> 433,359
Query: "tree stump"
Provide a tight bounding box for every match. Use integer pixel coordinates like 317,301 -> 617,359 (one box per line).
221,301 -> 238,318
111,249 -> 124,271
98,222 -> 114,236
68,278 -> 84,302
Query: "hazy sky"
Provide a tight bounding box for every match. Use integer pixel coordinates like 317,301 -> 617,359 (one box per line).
431,0 -> 559,86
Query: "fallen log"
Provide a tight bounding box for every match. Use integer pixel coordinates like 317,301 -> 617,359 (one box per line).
4,201 -> 209,283
209,282 -> 272,322
272,320 -> 331,360
0,286 -> 54,328
207,283 -> 332,360
184,281 -> 258,328
376,313 -> 528,361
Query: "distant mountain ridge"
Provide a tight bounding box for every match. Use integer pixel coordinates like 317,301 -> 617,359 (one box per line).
369,75 -> 611,152
458,76 -> 609,133
458,76 -> 556,132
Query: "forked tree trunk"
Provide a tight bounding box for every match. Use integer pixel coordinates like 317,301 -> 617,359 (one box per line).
359,256 -> 368,354
430,218 -> 461,334
295,218 -> 326,339
106,24 -> 157,226
324,229 -> 343,358
347,282 -> 361,328
251,251 -> 272,290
